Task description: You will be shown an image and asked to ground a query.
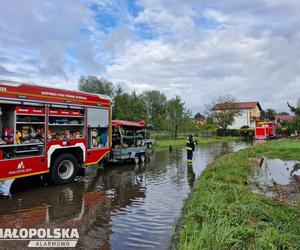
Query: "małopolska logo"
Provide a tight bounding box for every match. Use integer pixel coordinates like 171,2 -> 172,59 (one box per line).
17,161 -> 25,169
0,228 -> 79,248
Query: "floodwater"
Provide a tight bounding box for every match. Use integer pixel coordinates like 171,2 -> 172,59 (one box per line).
252,158 -> 300,201
0,141 -> 250,249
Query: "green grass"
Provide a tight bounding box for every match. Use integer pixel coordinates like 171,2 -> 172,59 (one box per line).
248,137 -> 300,160
175,138 -> 300,250
154,137 -> 241,151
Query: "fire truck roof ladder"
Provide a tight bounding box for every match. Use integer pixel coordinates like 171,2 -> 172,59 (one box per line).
0,80 -> 22,87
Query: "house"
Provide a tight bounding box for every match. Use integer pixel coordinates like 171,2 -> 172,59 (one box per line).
212,101 -> 262,129
275,114 -> 295,123
194,112 -> 206,126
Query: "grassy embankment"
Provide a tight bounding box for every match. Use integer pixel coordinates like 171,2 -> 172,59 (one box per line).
154,137 -> 241,151
175,138 -> 300,250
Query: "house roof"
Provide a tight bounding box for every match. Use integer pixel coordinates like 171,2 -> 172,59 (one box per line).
275,114 -> 295,121
212,102 -> 262,111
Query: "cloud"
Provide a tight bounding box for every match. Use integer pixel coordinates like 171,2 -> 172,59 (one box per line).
0,0 -> 103,86
0,0 -> 300,113
135,8 -> 195,35
203,9 -> 230,23
0,65 -> 15,76
106,0 -> 300,112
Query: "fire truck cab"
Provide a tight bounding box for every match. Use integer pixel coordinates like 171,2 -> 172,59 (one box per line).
0,80 -> 112,184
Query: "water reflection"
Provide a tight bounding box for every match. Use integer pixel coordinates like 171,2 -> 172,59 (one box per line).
252,158 -> 300,202
101,165 -> 146,210
0,141 -> 250,250
187,165 -> 195,189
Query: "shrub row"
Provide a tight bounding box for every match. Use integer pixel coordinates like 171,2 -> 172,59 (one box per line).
216,128 -> 254,138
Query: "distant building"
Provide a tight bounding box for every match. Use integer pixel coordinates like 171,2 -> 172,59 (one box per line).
275,114 -> 295,123
212,102 -> 262,129
194,112 -> 206,126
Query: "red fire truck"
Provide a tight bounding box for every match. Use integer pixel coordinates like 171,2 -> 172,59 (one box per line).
0,80 -> 112,184
255,122 -> 277,140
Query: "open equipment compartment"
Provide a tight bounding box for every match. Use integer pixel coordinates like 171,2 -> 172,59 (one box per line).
87,107 -> 110,149
0,104 -> 46,160
48,107 -> 86,141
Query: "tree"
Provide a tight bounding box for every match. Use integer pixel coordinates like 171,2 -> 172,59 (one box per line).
260,109 -> 266,120
113,86 -> 130,119
167,96 -> 187,138
79,76 -> 147,121
79,75 -> 115,97
210,95 -> 241,131
113,87 -> 147,121
288,102 -> 300,116
287,102 -> 300,135
194,112 -> 205,120
281,119 -> 297,135
265,108 -> 276,121
181,110 -> 197,135
141,90 -> 168,129
129,91 -> 147,121
78,75 -> 194,134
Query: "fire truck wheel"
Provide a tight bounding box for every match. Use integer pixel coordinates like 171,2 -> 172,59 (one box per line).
51,154 -> 79,185
140,154 -> 145,163
134,156 -> 139,164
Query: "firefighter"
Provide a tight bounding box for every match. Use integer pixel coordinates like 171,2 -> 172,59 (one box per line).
186,135 -> 195,164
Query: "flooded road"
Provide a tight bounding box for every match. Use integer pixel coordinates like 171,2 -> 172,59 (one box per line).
0,141 -> 250,249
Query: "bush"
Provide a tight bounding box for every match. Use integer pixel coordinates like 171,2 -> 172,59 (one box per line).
275,127 -> 289,138
240,127 -> 254,138
216,129 -> 240,137
281,120 -> 297,136
240,125 -> 250,129
197,123 -> 219,137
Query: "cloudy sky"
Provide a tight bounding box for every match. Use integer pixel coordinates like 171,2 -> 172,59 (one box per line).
0,0 -> 299,113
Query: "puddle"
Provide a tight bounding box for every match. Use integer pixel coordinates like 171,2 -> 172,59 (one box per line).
252,158 -> 300,203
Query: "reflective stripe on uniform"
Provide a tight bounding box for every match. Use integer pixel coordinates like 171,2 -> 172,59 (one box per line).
186,147 -> 193,150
